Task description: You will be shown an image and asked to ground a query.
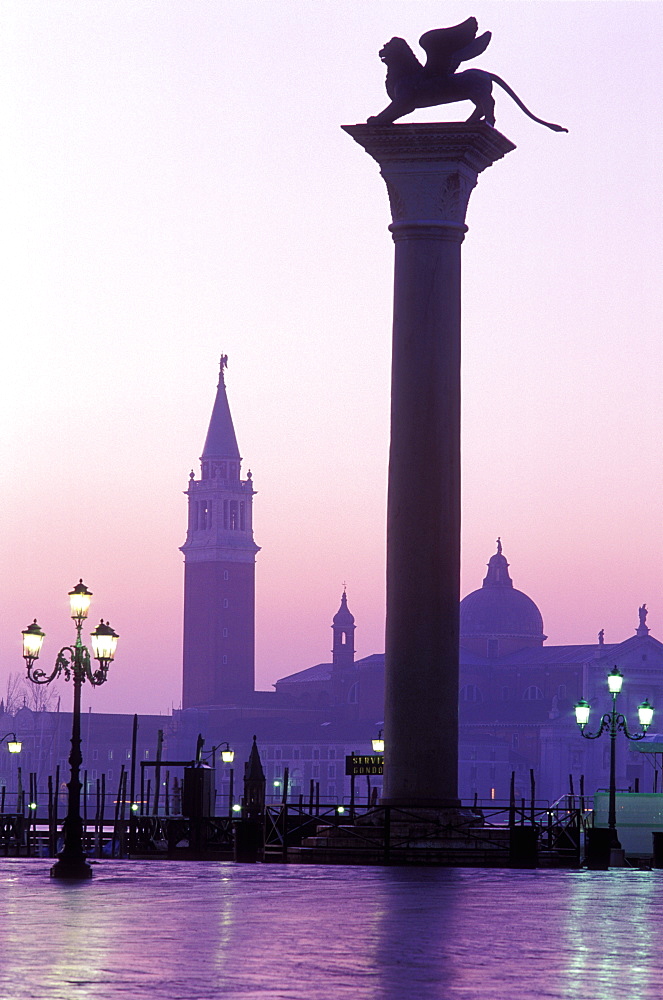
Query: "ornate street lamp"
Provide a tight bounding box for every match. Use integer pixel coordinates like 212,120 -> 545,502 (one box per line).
22,580 -> 118,879
0,733 -> 22,754
575,666 -> 653,849
195,735 -> 235,766
372,729 -> 385,753
205,741 -> 234,765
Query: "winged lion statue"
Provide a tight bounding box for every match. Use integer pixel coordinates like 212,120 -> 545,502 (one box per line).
367,17 -> 567,133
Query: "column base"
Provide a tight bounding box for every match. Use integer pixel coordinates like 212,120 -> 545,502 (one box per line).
379,798 -> 461,810
50,857 -> 93,879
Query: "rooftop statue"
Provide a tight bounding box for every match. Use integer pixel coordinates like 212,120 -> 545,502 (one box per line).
367,17 -> 567,133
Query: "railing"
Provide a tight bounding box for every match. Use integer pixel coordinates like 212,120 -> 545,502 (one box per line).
0,789 -> 589,864
262,797 -> 586,865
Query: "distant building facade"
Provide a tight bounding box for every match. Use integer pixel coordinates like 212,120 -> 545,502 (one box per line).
274,541 -> 663,804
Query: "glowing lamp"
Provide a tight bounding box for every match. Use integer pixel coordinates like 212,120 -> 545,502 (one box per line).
574,699 -> 591,728
131,803 -> 139,812
638,699 -> 654,730
22,620 -> 45,663
69,580 -> 93,623
607,667 -> 623,695
232,803 -> 242,813
337,806 -> 346,815
372,729 -> 384,753
90,620 -> 119,664
220,746 -> 235,764
7,739 -> 22,754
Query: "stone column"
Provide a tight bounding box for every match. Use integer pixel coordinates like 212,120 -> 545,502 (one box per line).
343,124 -> 515,807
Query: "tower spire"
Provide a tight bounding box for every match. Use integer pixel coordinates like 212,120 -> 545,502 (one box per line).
201,354 -> 240,468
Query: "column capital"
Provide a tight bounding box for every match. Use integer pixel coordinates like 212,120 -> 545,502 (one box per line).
342,123 -> 515,232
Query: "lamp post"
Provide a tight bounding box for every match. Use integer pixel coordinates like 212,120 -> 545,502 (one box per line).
0,733 -> 22,754
196,737 -> 235,768
193,735 -> 235,818
1,733 -> 22,816
575,666 -> 653,848
21,580 -> 118,879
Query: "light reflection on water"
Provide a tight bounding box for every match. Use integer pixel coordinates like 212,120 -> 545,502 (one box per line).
0,861 -> 662,999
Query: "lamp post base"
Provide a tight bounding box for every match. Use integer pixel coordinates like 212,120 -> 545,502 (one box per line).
609,847 -> 627,868
50,856 -> 93,879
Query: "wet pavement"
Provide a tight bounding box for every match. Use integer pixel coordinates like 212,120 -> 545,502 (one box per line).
0,860 -> 661,999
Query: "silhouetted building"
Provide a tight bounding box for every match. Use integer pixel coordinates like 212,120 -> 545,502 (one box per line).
273,541 -> 663,803
181,358 -> 260,709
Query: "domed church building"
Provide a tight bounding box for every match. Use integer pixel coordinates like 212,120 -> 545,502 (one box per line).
458,539 -> 563,715
460,538 -> 546,659
457,540 -> 663,803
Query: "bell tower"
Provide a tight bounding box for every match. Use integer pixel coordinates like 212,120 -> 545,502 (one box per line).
181,357 -> 260,708
332,590 -> 356,671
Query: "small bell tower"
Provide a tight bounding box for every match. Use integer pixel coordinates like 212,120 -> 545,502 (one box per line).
332,589 -> 356,671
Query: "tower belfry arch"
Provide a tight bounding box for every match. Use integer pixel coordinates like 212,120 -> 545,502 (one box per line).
181,358 -> 260,709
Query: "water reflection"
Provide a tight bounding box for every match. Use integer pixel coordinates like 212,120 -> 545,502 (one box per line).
372,868 -> 461,1000
564,871 -> 662,1000
0,861 -> 662,999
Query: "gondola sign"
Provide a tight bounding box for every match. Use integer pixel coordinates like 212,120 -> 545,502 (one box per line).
345,754 -> 384,776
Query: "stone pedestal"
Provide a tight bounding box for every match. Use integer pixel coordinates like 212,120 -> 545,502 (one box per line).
343,124 -> 515,806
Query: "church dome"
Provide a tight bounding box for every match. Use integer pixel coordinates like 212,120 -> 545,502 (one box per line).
460,540 -> 546,645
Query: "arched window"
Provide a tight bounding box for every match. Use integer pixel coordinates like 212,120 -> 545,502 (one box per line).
199,501 -> 210,530
522,685 -> 544,701
460,684 -> 483,703
347,682 -> 359,705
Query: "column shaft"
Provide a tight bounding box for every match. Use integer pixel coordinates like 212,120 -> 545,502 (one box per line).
343,123 -> 515,807
385,228 -> 462,805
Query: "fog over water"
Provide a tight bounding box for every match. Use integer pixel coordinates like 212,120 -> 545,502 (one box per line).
1,861 -> 661,999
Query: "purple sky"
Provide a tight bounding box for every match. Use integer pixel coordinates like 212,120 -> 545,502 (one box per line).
0,2 -> 661,714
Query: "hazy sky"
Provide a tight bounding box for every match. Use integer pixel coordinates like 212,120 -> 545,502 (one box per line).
0,1 -> 661,715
